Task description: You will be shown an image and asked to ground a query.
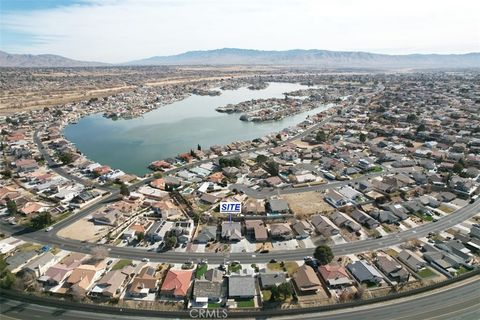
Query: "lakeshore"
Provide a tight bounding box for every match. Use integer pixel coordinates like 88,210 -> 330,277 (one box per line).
64,82 -> 328,176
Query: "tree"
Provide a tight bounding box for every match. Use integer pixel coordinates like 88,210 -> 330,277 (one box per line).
6,198 -> 17,215
313,245 -> 334,265
359,133 -> 367,143
407,113 -> 417,122
190,149 -> 195,157
29,212 -> 52,230
264,160 -> 279,176
416,124 -> 426,133
197,144 -> 202,151
120,183 -> 130,197
137,232 -> 145,242
316,130 -> 326,143
270,285 -> 280,302
256,154 -> 268,164
0,255 -> 15,289
453,162 -> 464,174
58,152 -> 73,165
1,169 -> 12,179
219,156 -> 242,168
278,282 -> 293,300
164,234 -> 177,250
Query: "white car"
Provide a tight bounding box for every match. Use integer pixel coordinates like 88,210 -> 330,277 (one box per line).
45,226 -> 53,232
142,258 -> 150,262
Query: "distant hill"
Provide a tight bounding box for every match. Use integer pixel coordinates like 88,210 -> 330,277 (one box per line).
0,50 -> 108,67
1,48 -> 479,68
125,48 -> 480,69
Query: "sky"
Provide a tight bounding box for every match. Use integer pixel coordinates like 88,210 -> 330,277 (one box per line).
1,0 -> 479,63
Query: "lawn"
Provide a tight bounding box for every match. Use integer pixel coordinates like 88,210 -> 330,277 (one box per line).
266,262 -> 282,271
384,248 -> 398,257
208,302 -> 221,308
455,266 -> 470,275
415,212 -> 433,222
262,289 -> 272,301
112,259 -> 132,270
284,261 -> 299,275
53,211 -> 72,223
17,243 -> 42,253
195,263 -> 208,279
417,267 -> 436,278
236,299 -> 255,308
369,166 -> 383,173
228,262 -> 242,273
266,261 -> 298,276
438,205 -> 454,214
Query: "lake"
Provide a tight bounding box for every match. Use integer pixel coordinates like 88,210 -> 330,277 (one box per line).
64,82 -> 327,176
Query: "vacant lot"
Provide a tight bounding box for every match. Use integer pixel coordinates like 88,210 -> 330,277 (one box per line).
57,216 -> 109,242
282,192 -> 334,218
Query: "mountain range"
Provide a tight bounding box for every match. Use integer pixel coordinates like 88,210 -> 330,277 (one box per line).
1,48 -> 479,69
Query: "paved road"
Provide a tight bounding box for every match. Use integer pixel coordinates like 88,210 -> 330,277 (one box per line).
1,276 -> 478,320
7,199 -> 479,264
229,166 -> 415,199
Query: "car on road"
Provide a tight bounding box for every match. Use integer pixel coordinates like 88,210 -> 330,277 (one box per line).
141,258 -> 150,262
45,226 -> 53,232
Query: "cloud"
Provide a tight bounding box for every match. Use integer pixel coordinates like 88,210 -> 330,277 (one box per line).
1,0 -> 479,63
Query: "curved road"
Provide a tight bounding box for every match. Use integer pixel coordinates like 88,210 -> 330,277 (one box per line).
7,199 -> 479,264
1,275 -> 478,320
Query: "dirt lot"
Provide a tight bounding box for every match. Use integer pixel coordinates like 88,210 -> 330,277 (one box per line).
282,191 -> 334,218
57,216 -> 110,242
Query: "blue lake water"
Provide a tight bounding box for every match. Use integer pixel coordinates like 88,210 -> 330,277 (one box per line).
64,82 -> 326,176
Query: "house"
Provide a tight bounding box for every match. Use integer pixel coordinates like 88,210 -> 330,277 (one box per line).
267,199 -> 290,214
259,272 -> 287,289
330,211 -> 361,232
269,222 -> 294,240
90,270 -> 128,298
147,220 -> 173,242
22,252 -> 58,277
91,208 -> 122,226
6,250 -> 38,271
310,215 -> 339,237
318,264 -> 354,288
221,221 -> 242,242
382,204 -> 409,220
66,264 -> 99,293
192,279 -> 224,304
347,260 -> 383,284
370,210 -> 399,224
324,190 -> 349,208
375,256 -> 409,282
171,220 -> 194,243
228,275 -> 256,299
291,220 -> 313,239
152,199 -> 182,219
243,199 -> 266,215
397,250 -> 426,272
292,264 -> 322,295
350,209 -> 380,229
245,220 -> 268,242
160,268 -> 193,299
195,225 -> 218,243
200,193 -> 221,205
128,265 -> 159,298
